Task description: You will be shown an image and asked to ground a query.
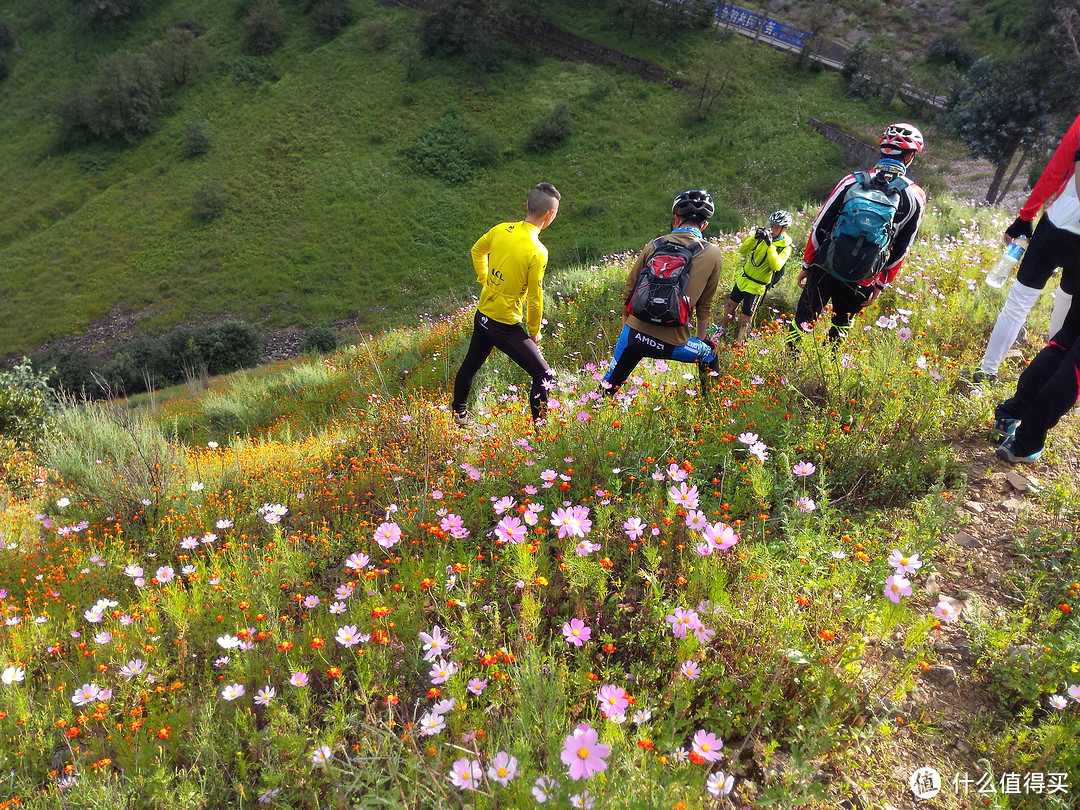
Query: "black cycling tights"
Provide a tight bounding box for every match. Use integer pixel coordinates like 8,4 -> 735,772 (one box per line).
452,310 -> 555,421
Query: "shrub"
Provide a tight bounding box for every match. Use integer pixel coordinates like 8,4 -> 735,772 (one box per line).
300,325 -> 339,355
36,347 -> 100,397
75,0 -> 145,26
149,25 -> 207,86
244,0 -> 288,55
232,55 -> 280,84
403,113 -> 495,183
928,33 -> 976,69
192,180 -> 226,222
181,121 -> 212,158
312,0 -> 353,36
0,358 -> 56,447
90,51 -> 163,143
197,321 -> 262,374
526,104 -> 572,153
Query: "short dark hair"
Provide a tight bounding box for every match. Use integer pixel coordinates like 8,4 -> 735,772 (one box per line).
527,183 -> 561,215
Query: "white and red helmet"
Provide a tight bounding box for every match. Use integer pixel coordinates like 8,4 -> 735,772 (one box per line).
879,122 -> 924,156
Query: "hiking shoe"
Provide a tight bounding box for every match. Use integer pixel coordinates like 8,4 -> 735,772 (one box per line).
996,436 -> 1043,464
971,370 -> 997,385
991,417 -> 1019,442
452,410 -> 477,430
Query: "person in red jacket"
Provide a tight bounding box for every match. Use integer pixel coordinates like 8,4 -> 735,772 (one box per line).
974,112 -> 1080,384
786,123 -> 926,347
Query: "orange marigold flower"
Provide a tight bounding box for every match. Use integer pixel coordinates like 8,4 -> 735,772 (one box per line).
818,629 -> 835,641
310,637 -> 325,648
386,694 -> 400,705
1060,603 -> 1072,614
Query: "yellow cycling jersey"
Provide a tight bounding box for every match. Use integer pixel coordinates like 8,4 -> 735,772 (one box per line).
472,220 -> 548,336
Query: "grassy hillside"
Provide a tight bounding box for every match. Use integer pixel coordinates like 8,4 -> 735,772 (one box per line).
1,223 -> 1077,808
1,0 -> 905,357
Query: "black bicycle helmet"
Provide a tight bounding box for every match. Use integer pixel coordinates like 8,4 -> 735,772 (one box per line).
672,189 -> 715,221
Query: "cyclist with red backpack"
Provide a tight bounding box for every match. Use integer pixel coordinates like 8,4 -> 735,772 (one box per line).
786,123 -> 927,347
601,190 -> 724,396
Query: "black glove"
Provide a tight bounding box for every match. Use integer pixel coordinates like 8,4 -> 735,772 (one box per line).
755,227 -> 772,244
1005,216 -> 1034,240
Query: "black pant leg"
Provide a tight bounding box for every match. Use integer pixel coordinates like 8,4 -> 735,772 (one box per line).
452,311 -> 495,414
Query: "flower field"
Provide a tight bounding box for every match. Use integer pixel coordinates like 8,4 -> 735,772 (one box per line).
1,214 -> 1078,809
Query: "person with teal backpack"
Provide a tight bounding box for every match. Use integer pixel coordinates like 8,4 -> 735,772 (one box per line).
786,123 -> 927,347
719,210 -> 793,343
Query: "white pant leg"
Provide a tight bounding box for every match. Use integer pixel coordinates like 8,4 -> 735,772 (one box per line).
979,281 -> 1043,376
1048,285 -> 1073,338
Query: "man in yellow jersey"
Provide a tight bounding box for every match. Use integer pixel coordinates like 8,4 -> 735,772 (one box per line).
452,183 -> 561,429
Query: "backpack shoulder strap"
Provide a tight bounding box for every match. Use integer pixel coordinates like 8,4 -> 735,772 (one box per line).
886,175 -> 913,195
853,171 -> 871,190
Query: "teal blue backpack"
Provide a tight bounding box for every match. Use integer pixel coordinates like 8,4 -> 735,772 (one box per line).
824,171 -> 911,283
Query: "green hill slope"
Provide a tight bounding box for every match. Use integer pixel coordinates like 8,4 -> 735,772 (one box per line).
0,0 -> 896,357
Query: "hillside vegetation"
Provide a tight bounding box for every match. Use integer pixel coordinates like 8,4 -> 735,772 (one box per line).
1,0 -> 951,360
1,217 -> 1078,808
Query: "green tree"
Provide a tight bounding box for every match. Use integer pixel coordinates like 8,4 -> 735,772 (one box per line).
0,358 -> 56,447
244,0 -> 288,55
75,0 -> 145,26
943,57 -> 1050,204
420,0 -> 504,79
149,26 -> 209,86
91,51 -> 162,143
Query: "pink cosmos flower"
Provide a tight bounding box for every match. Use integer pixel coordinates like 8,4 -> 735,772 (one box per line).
419,626 -> 451,661
665,608 -> 700,639
221,683 -> 245,701
795,496 -> 816,513
623,517 -> 645,541
1067,684 -> 1080,703
420,711 -> 446,736
468,677 -> 488,696
596,684 -> 629,716
703,521 -> 739,552
335,625 -> 361,647
684,510 -> 708,530
254,685 -> 275,706
72,683 -> 101,706
532,775 -> 559,803
429,658 -> 458,684
373,521 -> 402,549
575,539 -> 601,557
933,600 -> 958,623
668,482 -> 699,510
792,461 -> 816,477
887,549 -> 922,575
884,574 -> 912,604
1049,694 -> 1068,710
156,566 -> 175,584
289,671 -> 309,687
493,496 -> 516,515
488,751 -> 519,786
560,723 -> 611,780
440,513 -> 469,539
551,506 -> 592,539
707,771 -> 735,796
563,618 -> 592,647
311,745 -> 332,765
667,463 -> 688,482
691,729 -> 724,762
344,552 -> 369,572
495,515 -> 528,545
680,661 -> 701,680
449,757 -> 481,791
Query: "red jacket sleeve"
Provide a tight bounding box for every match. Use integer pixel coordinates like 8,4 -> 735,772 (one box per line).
1019,112 -> 1080,221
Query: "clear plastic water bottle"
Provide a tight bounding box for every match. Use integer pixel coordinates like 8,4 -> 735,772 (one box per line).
986,235 -> 1029,288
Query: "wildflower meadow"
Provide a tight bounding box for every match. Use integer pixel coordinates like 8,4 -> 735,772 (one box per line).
1,211 -> 1078,809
